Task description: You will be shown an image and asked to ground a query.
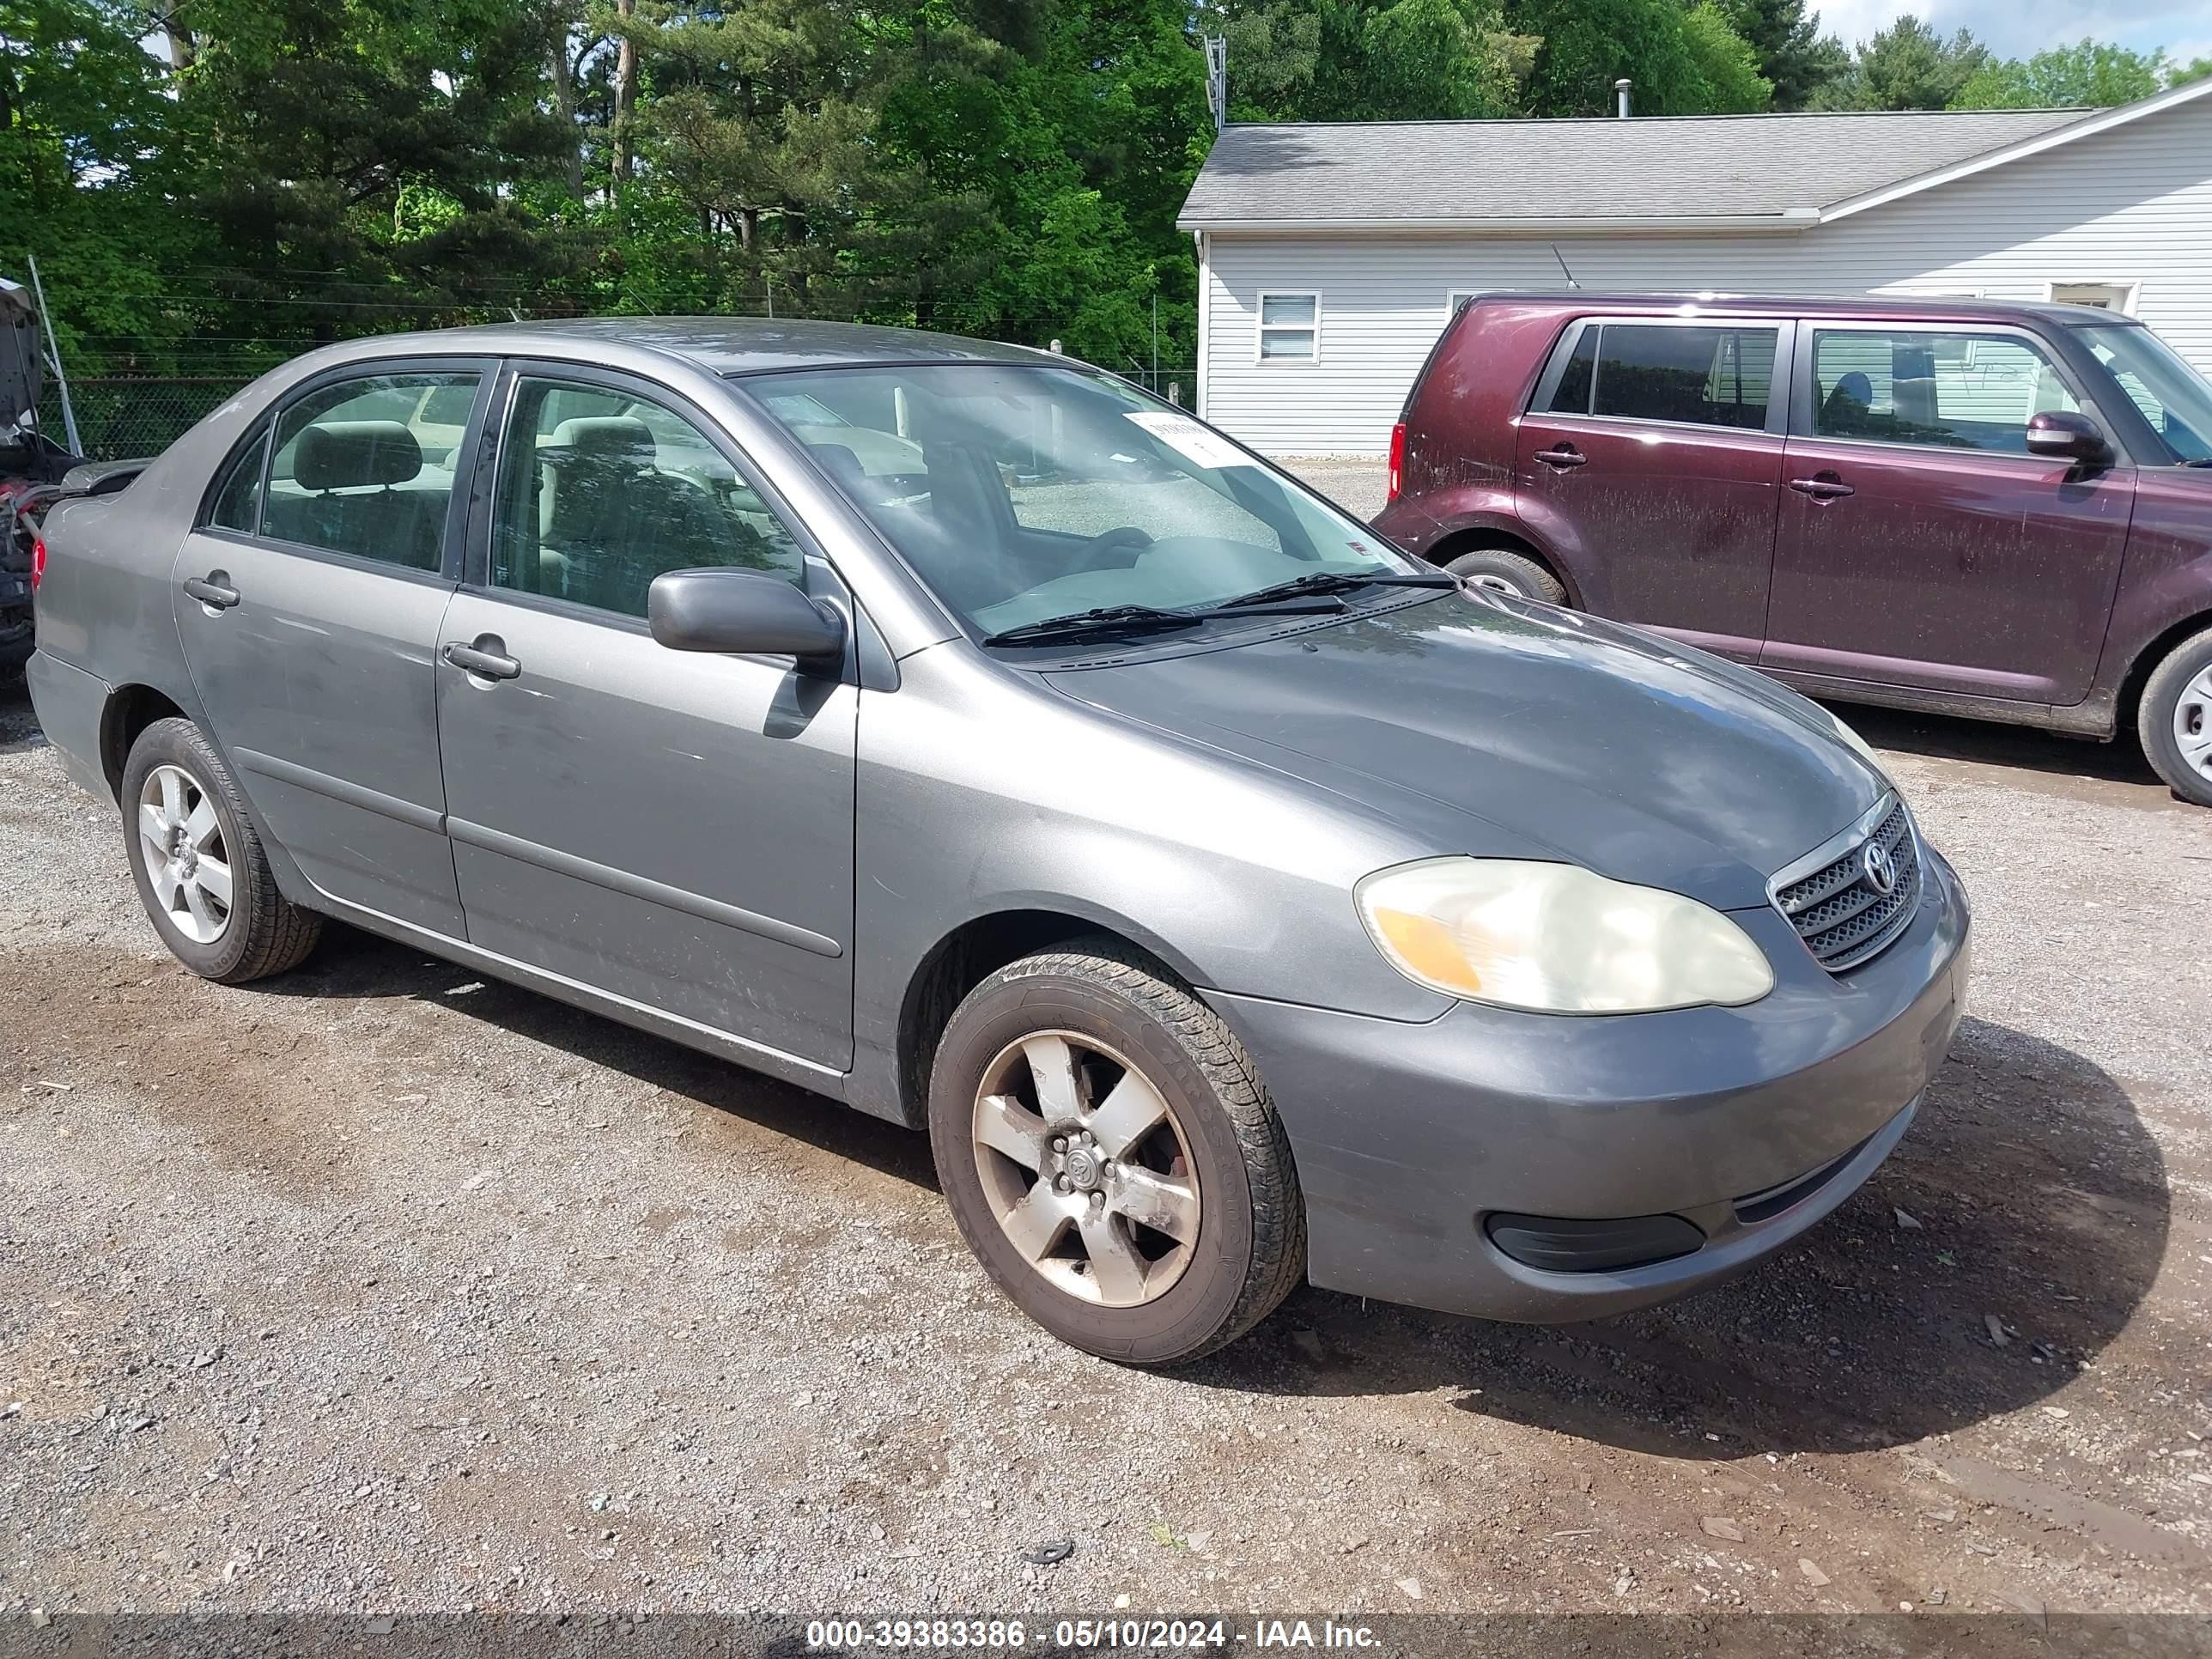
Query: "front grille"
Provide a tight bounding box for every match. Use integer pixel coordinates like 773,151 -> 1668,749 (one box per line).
1774,799 -> 1920,972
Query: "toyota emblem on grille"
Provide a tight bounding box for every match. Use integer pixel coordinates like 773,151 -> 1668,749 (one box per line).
1861,841 -> 1898,896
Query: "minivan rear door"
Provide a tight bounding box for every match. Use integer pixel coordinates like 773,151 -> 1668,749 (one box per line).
1516,316 -> 1792,662
1764,321 -> 2133,707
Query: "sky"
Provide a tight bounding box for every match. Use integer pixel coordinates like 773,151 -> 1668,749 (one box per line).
1813,0 -> 2212,67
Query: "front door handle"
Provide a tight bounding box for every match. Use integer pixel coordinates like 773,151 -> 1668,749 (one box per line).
445,637 -> 521,681
1534,445 -> 1587,469
1788,475 -> 1856,501
182,573 -> 240,610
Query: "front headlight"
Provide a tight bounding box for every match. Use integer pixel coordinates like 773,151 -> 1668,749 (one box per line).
1356,857 -> 1774,1014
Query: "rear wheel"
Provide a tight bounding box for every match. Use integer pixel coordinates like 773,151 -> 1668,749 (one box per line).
1444,545 -> 1567,605
927,939 -> 1305,1365
120,718 -> 323,981
2138,627 -> 2212,807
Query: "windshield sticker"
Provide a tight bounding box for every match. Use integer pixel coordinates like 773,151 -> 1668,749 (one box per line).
1124,410 -> 1257,469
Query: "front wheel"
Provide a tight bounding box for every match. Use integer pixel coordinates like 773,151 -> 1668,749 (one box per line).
2138,626 -> 2212,807
1443,546 -> 1567,605
927,939 -> 1305,1365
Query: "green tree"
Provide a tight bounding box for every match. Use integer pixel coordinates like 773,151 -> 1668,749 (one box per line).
0,0 -> 202,368
1511,0 -> 1771,114
1812,16 -> 1989,110
1719,0 -> 1848,108
1954,39 -> 2169,108
1201,0 -> 1534,122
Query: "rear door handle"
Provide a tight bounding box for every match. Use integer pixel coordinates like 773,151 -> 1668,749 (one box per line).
182,574 -> 240,610
1788,477 -> 1856,501
445,638 -> 521,681
1534,445 -> 1587,469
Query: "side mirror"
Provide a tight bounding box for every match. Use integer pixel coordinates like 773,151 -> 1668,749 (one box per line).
2025,410 -> 2110,465
647,567 -> 846,666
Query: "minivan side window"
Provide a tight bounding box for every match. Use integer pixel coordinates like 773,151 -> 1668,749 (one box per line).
264,372 -> 480,569
490,376 -> 806,620
1537,323 -> 1777,430
1810,330 -> 2081,453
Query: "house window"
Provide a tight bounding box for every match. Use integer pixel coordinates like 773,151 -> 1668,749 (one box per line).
1256,293 -> 1319,362
2050,282 -> 2137,314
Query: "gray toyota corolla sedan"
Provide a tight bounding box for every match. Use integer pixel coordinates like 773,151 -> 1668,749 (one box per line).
26,319 -> 1970,1364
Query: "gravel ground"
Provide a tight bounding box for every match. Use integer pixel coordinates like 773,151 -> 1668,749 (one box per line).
4,465 -> 2210,1618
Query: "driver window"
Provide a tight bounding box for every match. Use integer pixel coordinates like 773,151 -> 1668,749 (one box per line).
490,377 -> 805,619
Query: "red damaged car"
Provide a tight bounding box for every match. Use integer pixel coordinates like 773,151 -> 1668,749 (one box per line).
1373,293 -> 2212,805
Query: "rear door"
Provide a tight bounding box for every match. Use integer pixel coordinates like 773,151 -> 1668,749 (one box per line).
171,362 -> 491,935
1763,321 -> 2134,705
1516,316 -> 1791,661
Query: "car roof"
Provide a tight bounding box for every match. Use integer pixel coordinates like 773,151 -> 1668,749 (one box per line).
303,316 -> 1066,376
1462,291 -> 2136,328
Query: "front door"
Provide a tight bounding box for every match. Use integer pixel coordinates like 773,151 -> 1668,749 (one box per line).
434,368 -> 858,1069
1516,316 -> 1791,660
171,363 -> 488,935
1763,323 -> 2135,706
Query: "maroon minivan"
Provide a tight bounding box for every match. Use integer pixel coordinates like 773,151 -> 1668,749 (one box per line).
1372,294 -> 2212,805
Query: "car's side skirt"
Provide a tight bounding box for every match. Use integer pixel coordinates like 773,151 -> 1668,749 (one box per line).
1760,667 -> 2118,739
308,890 -> 854,1101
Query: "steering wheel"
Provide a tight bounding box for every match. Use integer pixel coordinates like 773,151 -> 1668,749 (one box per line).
1083,525 -> 1155,559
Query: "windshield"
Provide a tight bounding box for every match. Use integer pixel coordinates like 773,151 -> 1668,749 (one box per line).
2077,324 -> 2212,463
738,364 -> 1409,638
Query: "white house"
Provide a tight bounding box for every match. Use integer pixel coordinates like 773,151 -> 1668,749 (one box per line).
1178,76 -> 2212,455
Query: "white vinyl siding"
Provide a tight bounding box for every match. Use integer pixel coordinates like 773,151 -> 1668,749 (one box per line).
1198,91 -> 2212,453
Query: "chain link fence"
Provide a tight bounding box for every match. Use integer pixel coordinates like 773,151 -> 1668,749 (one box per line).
36,377 -> 253,462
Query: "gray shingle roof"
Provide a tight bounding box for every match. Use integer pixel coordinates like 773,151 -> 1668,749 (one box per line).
1178,107 -> 2094,228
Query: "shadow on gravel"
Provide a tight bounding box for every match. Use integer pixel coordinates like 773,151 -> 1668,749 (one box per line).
1833,702 -> 2166,792
261,925 -> 939,1192
0,672 -> 45,754
1192,1014 -> 2169,1456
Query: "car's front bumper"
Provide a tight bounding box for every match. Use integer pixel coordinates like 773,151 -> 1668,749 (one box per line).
1208,842 -> 1970,1323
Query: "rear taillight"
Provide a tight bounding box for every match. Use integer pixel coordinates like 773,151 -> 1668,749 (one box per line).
29,535 -> 46,592
1387,422 -> 1406,501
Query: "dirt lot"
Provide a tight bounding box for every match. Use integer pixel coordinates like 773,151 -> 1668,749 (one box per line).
4,474 -> 2211,1618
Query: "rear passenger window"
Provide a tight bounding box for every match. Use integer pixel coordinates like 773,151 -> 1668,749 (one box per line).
207,423 -> 270,533
1591,325 -> 1777,428
489,376 -> 805,621
1812,330 -> 2081,453
1538,328 -> 1597,415
265,373 -> 479,569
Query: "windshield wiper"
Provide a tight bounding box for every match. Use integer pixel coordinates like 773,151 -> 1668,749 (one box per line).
981,598 -> 1342,647
1215,569 -> 1459,610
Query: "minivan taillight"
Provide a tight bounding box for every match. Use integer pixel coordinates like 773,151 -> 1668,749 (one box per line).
29,534 -> 46,592
1388,422 -> 1406,501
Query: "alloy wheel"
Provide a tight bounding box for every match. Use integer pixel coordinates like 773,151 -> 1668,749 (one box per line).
137,763 -> 233,945
2174,666 -> 2212,784
969,1030 -> 1200,1308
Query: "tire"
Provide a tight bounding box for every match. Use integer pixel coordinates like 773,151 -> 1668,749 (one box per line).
120,717 -> 324,982
927,938 -> 1305,1366
1443,545 -> 1568,605
2139,626 -> 2212,808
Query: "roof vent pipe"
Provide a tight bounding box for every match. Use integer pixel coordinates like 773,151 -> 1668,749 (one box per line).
1615,77 -> 1633,118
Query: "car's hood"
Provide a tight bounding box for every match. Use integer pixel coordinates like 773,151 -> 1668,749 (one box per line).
1046,592 -> 1885,910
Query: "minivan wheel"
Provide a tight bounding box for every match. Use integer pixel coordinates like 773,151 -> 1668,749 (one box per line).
927,939 -> 1305,1365
120,718 -> 324,982
1444,546 -> 1567,605
2138,626 -> 2212,808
